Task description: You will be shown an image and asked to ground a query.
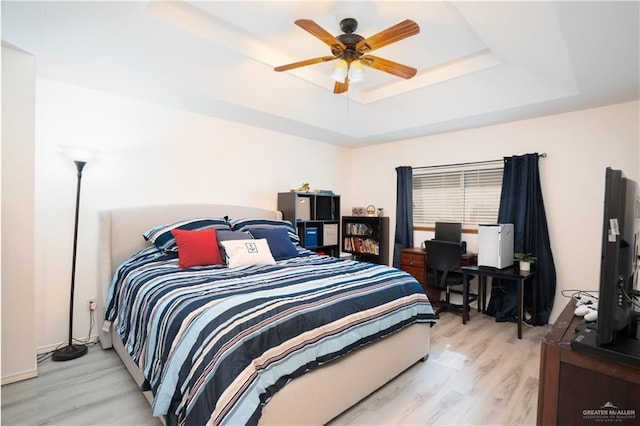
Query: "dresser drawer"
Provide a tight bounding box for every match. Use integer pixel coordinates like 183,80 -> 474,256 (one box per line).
401,253 -> 425,268
403,265 -> 425,284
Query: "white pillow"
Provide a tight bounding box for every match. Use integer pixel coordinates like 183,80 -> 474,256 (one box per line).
220,238 -> 276,268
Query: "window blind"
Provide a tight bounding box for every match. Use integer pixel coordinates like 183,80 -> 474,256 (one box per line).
413,160 -> 504,228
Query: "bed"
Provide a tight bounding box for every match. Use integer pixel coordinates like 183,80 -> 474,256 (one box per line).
98,204 -> 436,425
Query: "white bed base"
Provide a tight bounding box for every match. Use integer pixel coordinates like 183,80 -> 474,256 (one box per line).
98,204 -> 430,425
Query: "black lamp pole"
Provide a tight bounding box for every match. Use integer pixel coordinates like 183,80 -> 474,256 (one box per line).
52,160 -> 89,361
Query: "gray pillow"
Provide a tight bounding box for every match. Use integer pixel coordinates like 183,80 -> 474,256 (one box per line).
216,230 -> 254,263
216,230 -> 254,242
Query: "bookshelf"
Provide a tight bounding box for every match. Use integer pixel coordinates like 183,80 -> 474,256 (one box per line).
277,192 -> 341,256
342,216 -> 389,265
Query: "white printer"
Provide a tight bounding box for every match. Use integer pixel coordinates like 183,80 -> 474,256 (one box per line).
478,223 -> 514,269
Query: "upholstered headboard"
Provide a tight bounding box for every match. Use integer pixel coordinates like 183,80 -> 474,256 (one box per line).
97,203 -> 282,348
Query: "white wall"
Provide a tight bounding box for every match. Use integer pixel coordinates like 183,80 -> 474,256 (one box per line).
1,45 -> 38,383
33,79 -> 352,351
14,75 -> 640,351
350,101 -> 640,323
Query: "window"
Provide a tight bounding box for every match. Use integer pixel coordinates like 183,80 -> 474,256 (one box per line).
412,160 -> 503,228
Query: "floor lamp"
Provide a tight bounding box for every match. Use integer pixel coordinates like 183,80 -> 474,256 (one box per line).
52,159 -> 89,361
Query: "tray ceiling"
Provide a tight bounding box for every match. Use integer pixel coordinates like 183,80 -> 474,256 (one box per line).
2,1 -> 638,147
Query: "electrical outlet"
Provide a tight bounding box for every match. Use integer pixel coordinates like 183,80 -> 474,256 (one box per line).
87,298 -> 97,312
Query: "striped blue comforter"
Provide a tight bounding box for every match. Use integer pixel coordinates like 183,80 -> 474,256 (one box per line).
105,248 -> 436,425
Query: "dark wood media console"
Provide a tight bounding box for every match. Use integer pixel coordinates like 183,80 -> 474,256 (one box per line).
537,300 -> 640,425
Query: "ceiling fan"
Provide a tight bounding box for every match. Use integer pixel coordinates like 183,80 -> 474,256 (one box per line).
274,18 -> 420,94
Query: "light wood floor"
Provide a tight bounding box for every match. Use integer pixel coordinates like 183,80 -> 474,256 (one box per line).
331,312 -> 548,426
1,311 -> 549,425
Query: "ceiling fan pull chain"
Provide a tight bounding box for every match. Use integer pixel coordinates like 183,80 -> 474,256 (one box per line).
346,90 -> 350,114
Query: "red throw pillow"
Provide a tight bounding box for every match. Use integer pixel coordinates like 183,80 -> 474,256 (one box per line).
171,229 -> 223,268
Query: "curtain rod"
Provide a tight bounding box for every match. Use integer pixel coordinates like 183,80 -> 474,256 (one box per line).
412,152 -> 547,171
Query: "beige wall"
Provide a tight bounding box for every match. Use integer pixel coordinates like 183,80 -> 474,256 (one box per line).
3,60 -> 639,366
349,101 -> 640,323
1,45 -> 38,384
32,78 -> 352,351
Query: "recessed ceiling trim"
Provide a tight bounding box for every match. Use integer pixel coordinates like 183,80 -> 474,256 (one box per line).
4,0 -> 634,147
360,48 -> 501,104
146,0 -> 293,69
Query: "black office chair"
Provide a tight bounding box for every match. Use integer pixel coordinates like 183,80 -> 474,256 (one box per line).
425,239 -> 478,320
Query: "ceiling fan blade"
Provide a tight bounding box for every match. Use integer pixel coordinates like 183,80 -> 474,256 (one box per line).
334,79 -> 349,94
295,19 -> 346,55
361,55 -> 417,79
274,56 -> 337,72
356,19 -> 420,53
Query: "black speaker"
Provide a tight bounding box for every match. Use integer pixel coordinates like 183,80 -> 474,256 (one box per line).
461,241 -> 467,254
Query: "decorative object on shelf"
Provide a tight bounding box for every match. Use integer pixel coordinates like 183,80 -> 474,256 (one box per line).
291,182 -> 311,192
514,252 -> 537,271
366,205 -> 376,216
377,207 -> 384,217
352,207 -> 365,216
53,145 -> 98,362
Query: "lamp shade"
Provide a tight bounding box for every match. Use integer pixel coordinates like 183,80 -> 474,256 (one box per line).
331,59 -> 348,83
348,60 -> 365,83
59,145 -> 99,164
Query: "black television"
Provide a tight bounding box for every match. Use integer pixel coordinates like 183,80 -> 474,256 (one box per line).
571,167 -> 640,367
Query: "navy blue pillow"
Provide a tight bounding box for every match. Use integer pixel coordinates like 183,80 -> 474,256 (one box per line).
249,228 -> 299,261
230,218 -> 300,244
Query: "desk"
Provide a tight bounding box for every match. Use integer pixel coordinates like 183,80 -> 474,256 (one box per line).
460,264 -> 537,339
537,300 -> 640,425
400,247 -> 477,303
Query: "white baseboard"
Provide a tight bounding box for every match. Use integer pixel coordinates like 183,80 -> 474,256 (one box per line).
1,368 -> 38,385
2,337 -> 98,385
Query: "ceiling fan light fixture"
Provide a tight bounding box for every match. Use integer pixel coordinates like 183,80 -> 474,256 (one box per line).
331,59 -> 348,83
275,18 -> 419,93
348,59 -> 365,83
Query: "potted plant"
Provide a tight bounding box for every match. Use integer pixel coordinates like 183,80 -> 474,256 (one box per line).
514,253 -> 537,271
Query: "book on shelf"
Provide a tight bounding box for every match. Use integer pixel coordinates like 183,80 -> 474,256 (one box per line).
343,237 -> 379,255
345,223 -> 374,236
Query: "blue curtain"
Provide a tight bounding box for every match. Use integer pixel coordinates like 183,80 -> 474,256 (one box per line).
486,153 -> 556,325
393,166 -> 414,268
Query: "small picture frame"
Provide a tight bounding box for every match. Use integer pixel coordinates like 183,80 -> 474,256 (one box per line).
352,207 -> 365,216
